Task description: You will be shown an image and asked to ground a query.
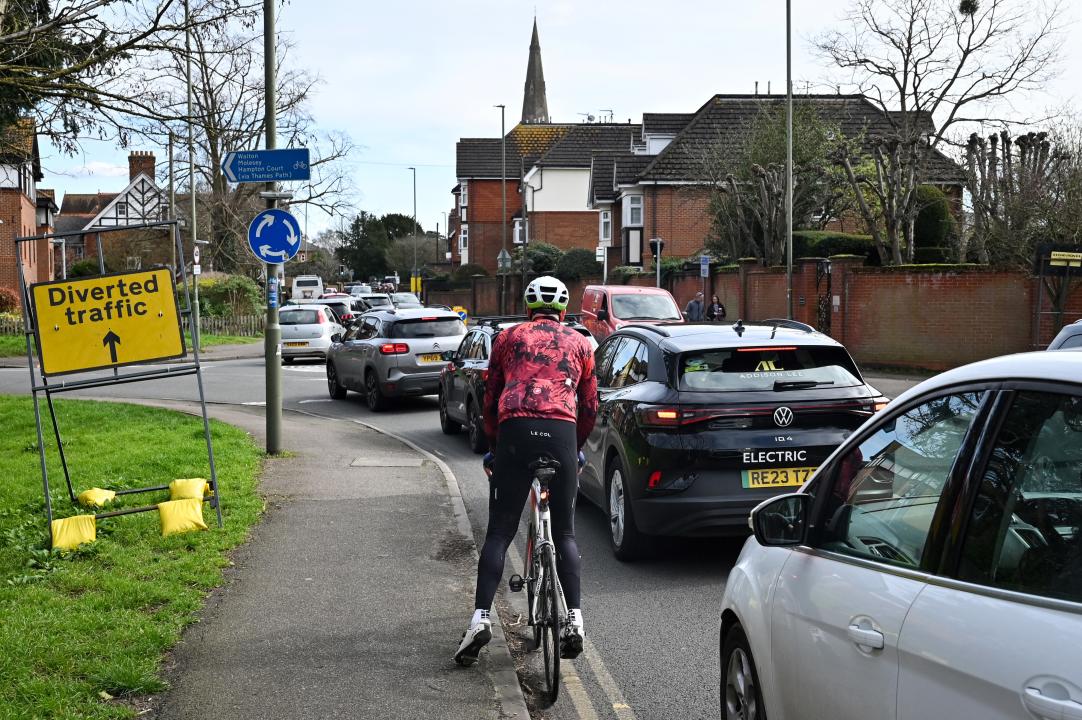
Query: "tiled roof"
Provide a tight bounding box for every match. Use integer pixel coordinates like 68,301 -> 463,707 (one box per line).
456,124 -> 576,179
537,124 -> 642,168
507,123 -> 571,165
642,113 -> 695,137
590,152 -> 654,204
639,95 -> 964,184
53,215 -> 92,234
59,192 -> 118,216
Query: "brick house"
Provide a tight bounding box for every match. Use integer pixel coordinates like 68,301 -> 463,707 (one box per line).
55,151 -> 171,272
589,94 -> 965,267
0,119 -> 53,303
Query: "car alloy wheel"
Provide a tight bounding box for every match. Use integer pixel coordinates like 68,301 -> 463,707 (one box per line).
365,371 -> 387,411
467,400 -> 487,454
721,624 -> 765,720
609,470 -> 626,547
439,391 -> 461,434
327,362 -> 346,399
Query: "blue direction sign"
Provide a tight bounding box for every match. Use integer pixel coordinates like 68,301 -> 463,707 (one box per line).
700,254 -> 710,278
222,148 -> 310,184
247,208 -> 301,264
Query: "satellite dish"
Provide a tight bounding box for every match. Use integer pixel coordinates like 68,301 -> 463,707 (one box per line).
588,114 -> 596,122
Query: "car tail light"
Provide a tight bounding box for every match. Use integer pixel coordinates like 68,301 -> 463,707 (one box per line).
647,470 -> 663,489
480,369 -> 489,382
341,313 -> 354,322
379,343 -> 410,355
317,311 -> 327,324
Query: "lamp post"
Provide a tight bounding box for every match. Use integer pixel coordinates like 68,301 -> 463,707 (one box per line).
785,0 -> 794,320
495,103 -> 506,314
409,166 -> 417,293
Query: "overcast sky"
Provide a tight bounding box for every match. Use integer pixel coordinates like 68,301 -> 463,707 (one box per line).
43,0 -> 1080,241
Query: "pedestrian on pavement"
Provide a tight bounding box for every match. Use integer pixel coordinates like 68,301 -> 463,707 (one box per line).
454,276 -> 597,667
706,294 -> 726,322
685,291 -> 705,321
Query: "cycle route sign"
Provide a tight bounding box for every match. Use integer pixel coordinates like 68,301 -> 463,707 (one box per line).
247,208 -> 302,264
31,268 -> 185,376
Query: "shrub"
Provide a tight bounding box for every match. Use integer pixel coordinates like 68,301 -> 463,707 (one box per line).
513,242 -> 563,275
452,263 -> 488,281
197,275 -> 262,317
913,185 -> 957,249
555,248 -> 602,280
609,265 -> 645,284
68,259 -> 105,278
913,246 -> 950,264
793,231 -> 877,263
0,287 -> 18,313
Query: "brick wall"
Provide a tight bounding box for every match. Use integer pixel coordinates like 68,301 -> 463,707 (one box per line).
0,189 -> 42,305
646,186 -> 713,259
529,212 -> 598,251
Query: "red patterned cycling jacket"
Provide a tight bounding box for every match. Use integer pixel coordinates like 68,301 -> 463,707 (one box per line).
484,316 -> 598,448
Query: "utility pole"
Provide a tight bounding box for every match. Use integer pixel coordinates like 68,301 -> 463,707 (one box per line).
184,0 -> 201,354
168,130 -> 175,270
495,104 -> 506,314
785,0 -> 794,320
409,166 -> 417,293
263,0 -> 282,455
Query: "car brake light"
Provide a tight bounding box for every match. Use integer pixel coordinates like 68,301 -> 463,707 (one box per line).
736,346 -> 797,352
317,312 -> 326,324
638,407 -> 683,426
647,470 -> 662,489
480,369 -> 489,382
379,343 -> 410,355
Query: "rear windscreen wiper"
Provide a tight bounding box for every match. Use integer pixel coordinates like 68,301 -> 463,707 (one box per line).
773,380 -> 835,390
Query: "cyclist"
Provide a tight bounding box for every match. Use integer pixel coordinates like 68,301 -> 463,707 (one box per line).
454,276 -> 597,666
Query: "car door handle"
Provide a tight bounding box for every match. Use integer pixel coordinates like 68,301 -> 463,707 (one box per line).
1024,687 -> 1082,720
847,624 -> 884,650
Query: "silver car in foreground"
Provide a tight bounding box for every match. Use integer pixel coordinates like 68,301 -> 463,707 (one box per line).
719,350 -> 1082,720
326,308 -> 466,410
280,305 -> 345,363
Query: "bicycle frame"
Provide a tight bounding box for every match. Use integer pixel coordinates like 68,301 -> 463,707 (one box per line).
524,477 -> 567,631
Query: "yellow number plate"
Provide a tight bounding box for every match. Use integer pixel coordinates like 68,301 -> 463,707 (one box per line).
742,467 -> 816,489
284,341 -> 308,348
420,353 -> 442,363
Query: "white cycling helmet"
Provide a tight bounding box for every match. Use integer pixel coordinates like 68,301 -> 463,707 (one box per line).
524,275 -> 570,313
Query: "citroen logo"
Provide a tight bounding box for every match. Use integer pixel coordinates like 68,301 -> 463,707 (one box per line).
774,406 -> 794,427
433,342 -> 441,350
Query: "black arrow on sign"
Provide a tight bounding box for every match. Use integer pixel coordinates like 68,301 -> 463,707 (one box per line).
103,330 -> 121,364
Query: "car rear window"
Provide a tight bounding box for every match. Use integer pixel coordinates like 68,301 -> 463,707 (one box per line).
281,309 -> 320,325
678,346 -> 862,391
387,318 -> 466,338
611,294 -> 681,321
363,296 -> 392,306
295,279 -> 319,287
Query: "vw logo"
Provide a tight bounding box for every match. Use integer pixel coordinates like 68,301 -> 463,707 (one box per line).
773,406 -> 794,427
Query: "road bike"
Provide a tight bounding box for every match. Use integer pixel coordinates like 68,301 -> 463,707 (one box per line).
508,455 -> 568,702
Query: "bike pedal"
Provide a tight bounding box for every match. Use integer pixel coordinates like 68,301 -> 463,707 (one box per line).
508,574 -> 524,592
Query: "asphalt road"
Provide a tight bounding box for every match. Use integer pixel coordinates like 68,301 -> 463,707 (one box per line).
0,357 -> 921,720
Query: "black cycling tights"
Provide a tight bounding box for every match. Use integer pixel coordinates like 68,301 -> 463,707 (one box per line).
474,417 -> 582,610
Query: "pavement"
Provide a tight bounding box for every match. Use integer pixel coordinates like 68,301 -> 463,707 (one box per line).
151,402 -> 528,720
0,341 -> 265,368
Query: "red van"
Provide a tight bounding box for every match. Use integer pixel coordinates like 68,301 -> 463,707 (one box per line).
580,285 -> 684,342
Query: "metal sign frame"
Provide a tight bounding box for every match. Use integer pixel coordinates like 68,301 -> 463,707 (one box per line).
14,221 -> 223,547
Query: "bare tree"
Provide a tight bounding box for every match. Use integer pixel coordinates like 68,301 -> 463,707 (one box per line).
0,0 -> 258,151
125,6 -> 354,274
819,0 -> 1065,264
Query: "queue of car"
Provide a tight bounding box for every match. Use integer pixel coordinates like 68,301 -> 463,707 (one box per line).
311,284 -> 1080,718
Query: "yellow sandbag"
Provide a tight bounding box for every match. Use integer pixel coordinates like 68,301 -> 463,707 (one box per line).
51,515 -> 96,550
169,478 -> 211,501
77,488 -> 116,508
158,498 -> 208,537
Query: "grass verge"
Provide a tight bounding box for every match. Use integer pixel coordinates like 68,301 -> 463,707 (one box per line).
0,396 -> 264,719
0,333 -> 261,358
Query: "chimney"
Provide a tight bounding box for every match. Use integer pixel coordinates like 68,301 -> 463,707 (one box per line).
128,151 -> 156,181
755,81 -> 759,95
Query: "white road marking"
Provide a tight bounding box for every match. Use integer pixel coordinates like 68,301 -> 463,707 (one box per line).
284,365 -> 326,373
298,399 -> 333,404
241,401 -> 266,406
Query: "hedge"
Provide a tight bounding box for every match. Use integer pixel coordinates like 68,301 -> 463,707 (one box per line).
556,248 -> 602,281
792,231 -> 876,262
452,263 -> 488,281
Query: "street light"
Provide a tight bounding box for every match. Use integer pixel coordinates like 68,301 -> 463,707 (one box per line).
785,0 -> 794,319
495,103 -> 507,314
409,166 -> 417,293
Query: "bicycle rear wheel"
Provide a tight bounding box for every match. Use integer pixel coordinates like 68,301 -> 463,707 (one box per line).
540,548 -> 561,702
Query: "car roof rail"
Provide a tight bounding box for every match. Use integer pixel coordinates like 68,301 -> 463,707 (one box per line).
622,323 -> 672,337
761,318 -> 817,333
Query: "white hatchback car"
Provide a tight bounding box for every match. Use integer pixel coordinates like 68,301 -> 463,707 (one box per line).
720,351 -> 1082,720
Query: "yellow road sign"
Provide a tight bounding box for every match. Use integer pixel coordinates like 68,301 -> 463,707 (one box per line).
31,268 -> 186,375
1050,251 -> 1082,267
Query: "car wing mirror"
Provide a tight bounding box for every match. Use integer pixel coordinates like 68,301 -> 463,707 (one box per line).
750,493 -> 809,546
440,350 -> 457,362
596,309 -> 609,322
330,333 -> 343,343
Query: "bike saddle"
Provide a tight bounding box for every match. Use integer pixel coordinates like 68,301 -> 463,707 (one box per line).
528,456 -> 562,472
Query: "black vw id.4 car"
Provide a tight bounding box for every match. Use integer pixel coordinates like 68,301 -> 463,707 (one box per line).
580,320 -> 888,560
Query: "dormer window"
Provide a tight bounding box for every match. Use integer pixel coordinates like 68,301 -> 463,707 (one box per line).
460,182 -> 468,207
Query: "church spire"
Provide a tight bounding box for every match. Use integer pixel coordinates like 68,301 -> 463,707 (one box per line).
521,18 -> 550,124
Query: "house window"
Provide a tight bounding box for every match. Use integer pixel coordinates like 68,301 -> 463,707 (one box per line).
125,256 -> 141,270
460,206 -> 467,223
460,182 -> 468,207
623,196 -> 643,227
459,224 -> 468,250
599,211 -> 612,247
116,201 -> 128,217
